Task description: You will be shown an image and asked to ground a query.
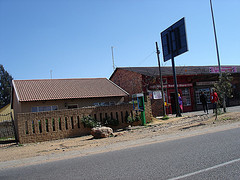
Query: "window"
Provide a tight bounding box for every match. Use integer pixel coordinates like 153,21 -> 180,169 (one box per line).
93,102 -> 116,106
52,106 -> 58,110
195,88 -> 211,104
109,102 -> 115,105
39,106 -> 51,112
182,88 -> 191,106
31,105 -> 58,112
32,107 -> 38,112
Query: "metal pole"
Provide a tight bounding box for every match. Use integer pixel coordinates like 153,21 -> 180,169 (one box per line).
210,0 -> 227,112
155,42 -> 166,117
169,31 -> 181,117
210,0 -> 222,76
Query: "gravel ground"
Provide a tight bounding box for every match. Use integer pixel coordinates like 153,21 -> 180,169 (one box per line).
0,107 -> 240,169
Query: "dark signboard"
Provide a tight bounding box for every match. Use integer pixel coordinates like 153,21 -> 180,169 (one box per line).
161,18 -> 188,62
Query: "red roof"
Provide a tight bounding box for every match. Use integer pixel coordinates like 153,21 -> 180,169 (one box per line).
13,78 -> 129,102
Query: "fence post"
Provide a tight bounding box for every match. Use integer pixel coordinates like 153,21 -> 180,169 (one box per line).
10,112 -> 18,144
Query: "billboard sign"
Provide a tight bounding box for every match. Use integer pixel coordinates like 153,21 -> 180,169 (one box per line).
161,18 -> 188,62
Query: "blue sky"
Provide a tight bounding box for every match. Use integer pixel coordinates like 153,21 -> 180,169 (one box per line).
0,0 -> 239,80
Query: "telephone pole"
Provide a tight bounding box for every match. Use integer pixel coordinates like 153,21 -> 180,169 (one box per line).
210,0 -> 227,112
155,42 -> 166,117
210,0 -> 222,76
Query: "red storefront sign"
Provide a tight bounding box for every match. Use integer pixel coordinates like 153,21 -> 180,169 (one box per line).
149,83 -> 192,90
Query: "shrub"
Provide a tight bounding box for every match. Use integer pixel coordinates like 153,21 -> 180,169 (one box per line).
81,116 -> 98,128
103,116 -> 119,126
126,114 -> 141,125
126,115 -> 134,124
134,114 -> 141,122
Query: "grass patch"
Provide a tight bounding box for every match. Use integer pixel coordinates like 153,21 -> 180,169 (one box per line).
162,115 -> 170,120
0,137 -> 15,141
218,116 -> 231,121
222,117 -> 231,121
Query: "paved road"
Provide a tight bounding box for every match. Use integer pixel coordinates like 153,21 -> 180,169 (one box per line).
1,126 -> 240,179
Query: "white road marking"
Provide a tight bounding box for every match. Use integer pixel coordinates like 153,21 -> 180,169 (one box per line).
168,157 -> 240,180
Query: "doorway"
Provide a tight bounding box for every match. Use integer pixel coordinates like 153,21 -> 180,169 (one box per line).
170,92 -> 176,114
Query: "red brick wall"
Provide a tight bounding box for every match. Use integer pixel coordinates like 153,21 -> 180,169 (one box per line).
111,69 -> 162,117
110,69 -> 143,96
151,99 -> 164,117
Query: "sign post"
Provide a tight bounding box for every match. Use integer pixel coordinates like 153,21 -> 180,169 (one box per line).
161,18 -> 188,117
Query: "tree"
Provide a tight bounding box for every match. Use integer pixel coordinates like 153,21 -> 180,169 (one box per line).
214,73 -> 233,113
0,64 -> 13,108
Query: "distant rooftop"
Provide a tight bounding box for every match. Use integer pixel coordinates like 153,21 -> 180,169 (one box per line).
114,65 -> 240,77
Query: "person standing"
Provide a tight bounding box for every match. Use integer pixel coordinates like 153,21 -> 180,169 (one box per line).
200,91 -> 208,114
178,93 -> 183,113
210,89 -> 219,113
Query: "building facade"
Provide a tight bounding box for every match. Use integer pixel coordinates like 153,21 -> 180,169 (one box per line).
110,66 -> 240,117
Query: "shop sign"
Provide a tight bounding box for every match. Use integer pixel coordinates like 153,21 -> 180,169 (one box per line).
209,66 -> 237,73
153,91 -> 162,99
196,81 -> 216,86
148,83 -> 192,90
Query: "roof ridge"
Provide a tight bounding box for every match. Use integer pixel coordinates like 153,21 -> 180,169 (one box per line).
12,78 -> 106,81
12,80 -> 20,102
106,79 -> 129,95
119,65 -> 240,68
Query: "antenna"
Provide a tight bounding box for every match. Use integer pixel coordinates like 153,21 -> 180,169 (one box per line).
50,70 -> 52,79
111,46 -> 115,71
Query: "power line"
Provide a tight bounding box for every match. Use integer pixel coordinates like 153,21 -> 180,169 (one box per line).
138,51 -> 155,65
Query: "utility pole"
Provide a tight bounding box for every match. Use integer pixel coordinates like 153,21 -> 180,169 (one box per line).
210,0 -> 226,113
210,0 -> 222,76
155,42 -> 166,117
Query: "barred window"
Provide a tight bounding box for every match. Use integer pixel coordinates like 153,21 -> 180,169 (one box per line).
182,88 -> 191,106
195,88 -> 211,104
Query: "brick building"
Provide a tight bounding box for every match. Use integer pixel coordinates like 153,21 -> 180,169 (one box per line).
110,65 -> 240,117
11,78 -> 132,142
12,78 -> 129,115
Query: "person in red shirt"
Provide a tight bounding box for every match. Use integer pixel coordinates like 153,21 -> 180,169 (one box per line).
210,89 -> 219,113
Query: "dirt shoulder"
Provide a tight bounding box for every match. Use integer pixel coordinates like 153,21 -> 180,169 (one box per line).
1,111 -> 240,168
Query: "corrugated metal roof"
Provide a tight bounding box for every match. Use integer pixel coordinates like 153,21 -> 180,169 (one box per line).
13,78 -> 129,102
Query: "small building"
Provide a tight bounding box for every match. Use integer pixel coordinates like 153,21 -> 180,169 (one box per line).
110,65 -> 240,117
11,78 -> 134,143
12,78 -> 129,116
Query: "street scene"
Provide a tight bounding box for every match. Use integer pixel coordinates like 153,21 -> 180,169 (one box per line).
1,106 -> 240,179
1,0 -> 240,179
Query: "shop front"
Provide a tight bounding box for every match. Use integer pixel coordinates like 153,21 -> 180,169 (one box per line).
148,82 -> 194,116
